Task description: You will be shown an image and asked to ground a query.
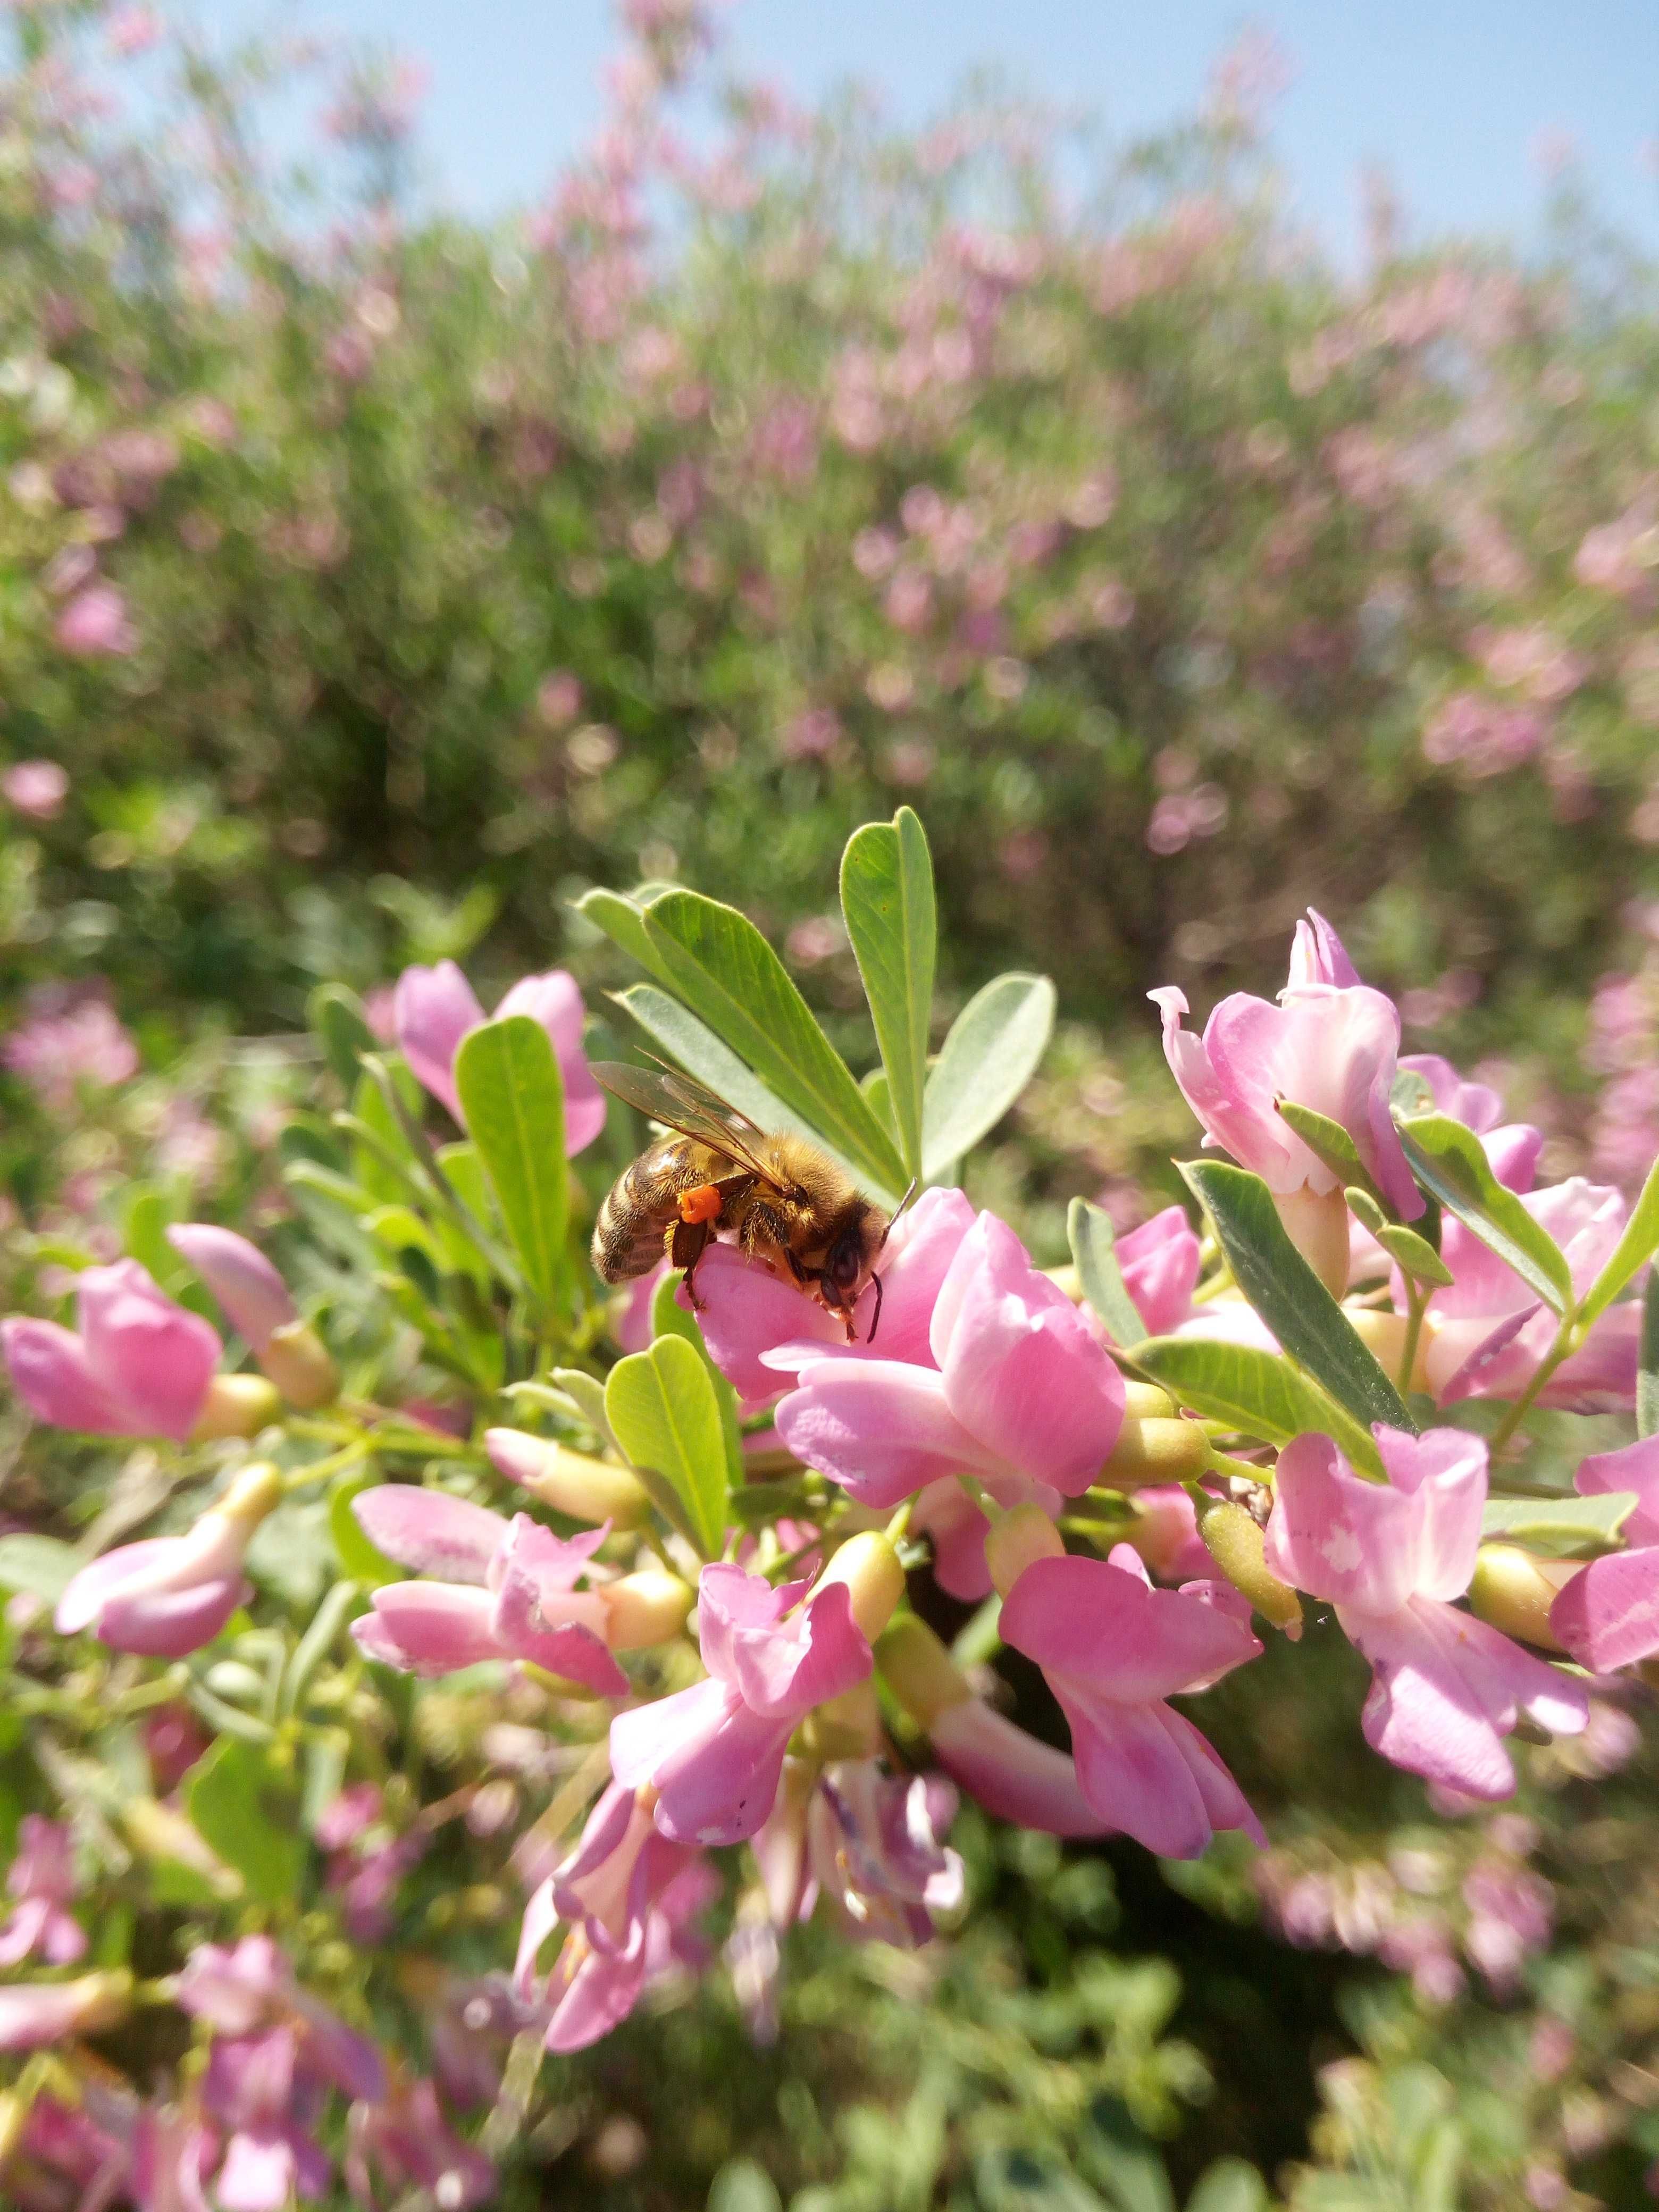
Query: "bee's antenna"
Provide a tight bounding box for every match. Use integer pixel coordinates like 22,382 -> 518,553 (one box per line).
865,1268 -> 885,1346
876,1179 -> 919,1255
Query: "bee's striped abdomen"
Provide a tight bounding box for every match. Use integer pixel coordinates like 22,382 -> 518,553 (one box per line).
591,1138 -> 710,1283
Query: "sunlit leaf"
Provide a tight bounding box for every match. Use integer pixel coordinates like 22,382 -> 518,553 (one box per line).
921,973 -> 1055,1183
185,1739 -> 306,1907
1132,1334 -> 1381,1475
605,1335 -> 730,1557
1345,1186 -> 1454,1288
1577,1149 -> 1659,1330
1179,1161 -> 1415,1443
640,889 -> 906,1193
1397,1114 -> 1573,1317
840,807 -> 936,1183
1480,1490 -> 1637,1558
453,1015 -> 567,1305
1641,1272 -> 1659,1442
1068,1198 -> 1144,1347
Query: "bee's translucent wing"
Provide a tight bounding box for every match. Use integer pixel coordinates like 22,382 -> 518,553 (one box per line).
590,1060 -> 778,1186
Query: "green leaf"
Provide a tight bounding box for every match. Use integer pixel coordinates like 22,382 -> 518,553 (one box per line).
1179,1161 -> 1416,1443
0,1533 -> 79,1605
1067,1198 -> 1145,1347
453,1015 -> 568,1305
1641,1271 -> 1659,1442
1276,1101 -> 1377,1204
652,1269 -> 744,1494
1480,1490 -> 1638,1558
613,984 -> 891,1202
605,1335 -> 730,1557
330,1470 -> 397,1586
639,890 -> 907,1194
308,982 -> 375,1090
1132,1334 -> 1382,1474
840,808 -> 936,1182
921,973 -> 1055,1182
1186,2163 -> 1268,2212
1577,1149 -> 1659,1330
1345,1187 -> 1454,1288
185,1738 -> 306,1907
573,886 -> 668,980
1079,2097 -> 1175,2212
707,2158 -> 784,2212
1397,1115 -> 1574,1317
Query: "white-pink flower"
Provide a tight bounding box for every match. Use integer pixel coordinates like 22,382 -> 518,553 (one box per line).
1266,1426 -> 1588,1799
392,961 -> 606,1153
1150,909 -> 1423,1221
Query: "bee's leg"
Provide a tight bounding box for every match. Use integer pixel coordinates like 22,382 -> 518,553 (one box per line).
671,1217 -> 713,1306
739,1204 -> 791,1278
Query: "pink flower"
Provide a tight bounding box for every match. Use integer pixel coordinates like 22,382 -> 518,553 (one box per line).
1112,1205 -> 1203,1337
2,993 -> 139,1109
692,1185 -> 977,1400
166,1226 -> 296,1355
1,758 -> 68,818
0,1816 -> 85,1966
999,1546 -> 1263,1858
1121,1486 -> 1213,1582
925,1697 -> 1112,1837
514,1781 -> 713,2051
345,2077 -> 495,2210
609,1563 -> 872,1845
1409,1178 -> 1640,1409
1549,1436 -> 1659,1671
391,961 -> 605,1152
1265,1427 -> 1588,1798
755,1758 -> 963,1946
4,1260 -> 221,1442
53,581 -> 136,658
348,1488 -> 630,1696
1150,909 -> 1423,1221
174,1936 -> 384,2104
773,1211 -> 1125,1512
1398,1053 -> 1543,1193
56,1462 -> 280,1657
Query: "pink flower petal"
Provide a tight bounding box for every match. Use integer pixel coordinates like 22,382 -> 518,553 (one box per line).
775,1359 -> 999,1506
1549,1547 -> 1659,1673
1575,1433 -> 1659,1548
1115,1206 -> 1202,1338
76,1260 -> 221,1440
393,961 -> 484,1122
1001,1554 -> 1260,1705
1266,1432 -> 1425,1614
1,1317 -> 130,1435
165,1226 -> 296,1354
928,1699 -> 1111,1838
351,1584 -> 502,1675
352,1487 -> 507,1584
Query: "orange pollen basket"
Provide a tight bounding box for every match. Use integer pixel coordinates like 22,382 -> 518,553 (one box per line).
677,1184 -> 724,1225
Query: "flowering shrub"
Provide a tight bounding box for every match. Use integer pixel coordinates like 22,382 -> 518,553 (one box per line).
2,806 -> 1658,2207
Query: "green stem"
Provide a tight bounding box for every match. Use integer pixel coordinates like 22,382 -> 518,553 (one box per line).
1485,1310 -> 1578,1456
282,1437 -> 374,1493
1398,1278 -> 1427,1395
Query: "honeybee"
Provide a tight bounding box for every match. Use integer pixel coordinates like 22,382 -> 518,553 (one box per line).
590,1060 -> 901,1341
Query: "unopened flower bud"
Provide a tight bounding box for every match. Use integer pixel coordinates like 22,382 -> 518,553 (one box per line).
598,1569 -> 693,1649
1101,1411 -> 1210,1489
1345,1309 -> 1431,1393
798,1678 -> 884,1761
1201,1500 -> 1303,1635
811,1530 -> 906,1644
1272,1185 -> 1351,1300
190,1372 -> 281,1442
1469,1545 -> 1577,1654
985,1503 -> 1064,1598
1122,1381 -> 1176,1421
875,1615 -> 972,1727
217,1460 -> 285,1526
259,1320 -> 339,1410
484,1428 -> 649,1529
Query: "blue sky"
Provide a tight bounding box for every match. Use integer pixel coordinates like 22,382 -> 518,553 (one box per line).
195,1 -> 1659,262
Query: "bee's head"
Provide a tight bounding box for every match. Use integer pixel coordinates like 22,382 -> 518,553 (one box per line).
820,1203 -> 892,1318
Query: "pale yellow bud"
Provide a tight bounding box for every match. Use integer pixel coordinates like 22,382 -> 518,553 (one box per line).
1200,1500 -> 1303,1635
259,1320 -> 339,1411
1102,1414 -> 1211,1489
1468,1545 -> 1578,1654
484,1429 -> 650,1529
798,1678 -> 884,1760
984,1503 -> 1065,1598
599,1569 -> 694,1649
1122,1381 -> 1176,1421
1345,1309 -> 1431,1394
190,1373 -> 281,1443
812,1530 -> 906,1644
875,1615 -> 973,1726
1272,1185 -> 1351,1299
